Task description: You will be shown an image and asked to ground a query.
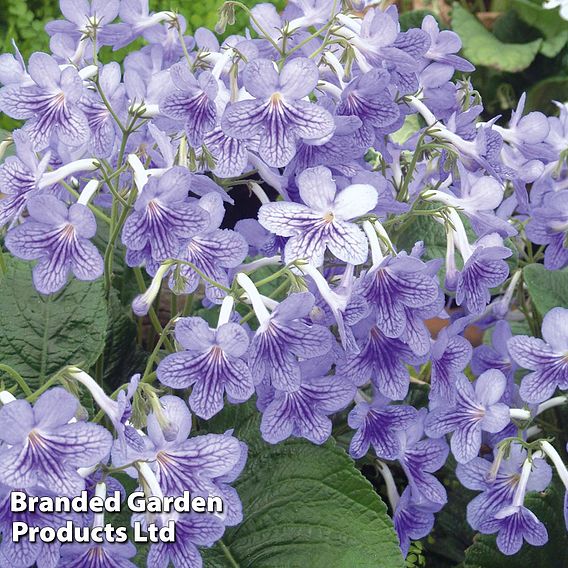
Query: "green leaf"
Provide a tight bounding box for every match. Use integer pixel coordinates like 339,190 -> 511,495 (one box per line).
512,0 -> 568,57
96,290 -> 146,391
523,264 -> 568,315
463,481 -> 568,567
0,258 -> 108,388
451,3 -> 542,72
526,76 -> 568,115
202,402 -> 404,568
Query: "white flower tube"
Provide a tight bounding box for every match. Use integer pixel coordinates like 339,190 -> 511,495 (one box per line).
39,158 -> 100,189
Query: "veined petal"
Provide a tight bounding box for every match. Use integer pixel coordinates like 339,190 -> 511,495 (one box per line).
327,221 -> 369,265
332,183 -> 378,220
258,201 -> 317,236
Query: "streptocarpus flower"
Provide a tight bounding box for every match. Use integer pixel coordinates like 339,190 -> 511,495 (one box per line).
258,166 -> 378,266
59,541 -> 137,568
0,388 -> 112,496
148,513 -> 224,568
394,487 -> 439,558
0,52 -> 89,150
121,167 -> 210,263
508,307 -> 568,403
348,394 -> 417,460
425,371 -> 511,464
170,192 -> 248,303
429,317 -> 473,403
525,190 -> 568,270
472,320 -> 517,400
243,287 -> 334,392
5,194 -> 104,294
396,409 -> 449,507
479,505 -> 548,556
0,129 -> 51,228
358,253 -> 441,349
260,360 -> 355,445
0,487 -> 68,568
160,64 -> 218,147
336,68 -> 400,145
338,317 -> 421,400
221,58 -> 335,167
455,233 -> 512,315
157,316 -> 254,419
456,443 -> 552,530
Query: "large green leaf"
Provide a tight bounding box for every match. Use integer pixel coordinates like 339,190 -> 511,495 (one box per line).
463,481 -> 568,567
512,0 -> 568,57
201,402 -> 404,568
0,258 -> 108,388
451,3 -> 542,72
523,264 -> 568,316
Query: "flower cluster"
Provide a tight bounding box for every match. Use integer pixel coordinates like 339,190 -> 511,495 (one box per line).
1,0 -> 568,563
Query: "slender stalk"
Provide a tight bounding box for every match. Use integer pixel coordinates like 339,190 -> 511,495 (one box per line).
0,364 -> 33,397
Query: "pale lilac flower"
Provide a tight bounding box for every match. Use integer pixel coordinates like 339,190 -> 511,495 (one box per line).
0,52 -> 89,150
148,514 -> 224,568
160,64 -> 218,147
221,58 -> 334,167
508,307 -> 568,403
396,409 -> 449,507
246,291 -> 333,391
456,444 -> 551,530
122,167 -> 210,263
5,194 -> 104,294
59,541 -> 137,568
425,371 -> 511,464
260,360 -> 355,445
258,166 -> 377,266
348,394 -> 417,460
157,317 -> 254,419
0,388 -> 112,496
170,192 -> 248,303
0,130 -> 51,228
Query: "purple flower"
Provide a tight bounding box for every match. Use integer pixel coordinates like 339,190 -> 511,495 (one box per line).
396,409 -> 449,507
0,388 -> 112,496
0,52 -> 89,149
425,371 -> 511,464
394,487 -> 439,558
508,307 -> 568,403
479,505 -> 548,556
0,487 -> 68,568
0,130 -> 51,228
526,190 -> 568,270
59,541 -> 137,568
456,234 -> 512,314
5,194 -> 104,294
80,63 -> 126,156
221,58 -> 334,167
429,317 -> 473,402
160,64 -> 218,147
248,292 -> 333,391
359,253 -> 441,353
260,360 -> 355,445
472,320 -> 517,400
258,166 -> 377,266
202,126 -> 248,179
338,318 -> 421,400
170,192 -> 248,303
456,444 -> 551,530
337,69 -> 400,145
148,513 -> 224,568
122,167 -> 210,264
45,0 -> 120,46
348,394 -> 417,460
157,317 -> 254,419
115,396 -> 246,526
420,15 -> 474,87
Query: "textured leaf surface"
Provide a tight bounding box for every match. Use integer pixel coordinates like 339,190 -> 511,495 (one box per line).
524,263 -> 568,315
202,402 -> 404,568
452,3 -> 542,72
463,481 -> 568,567
0,258 -> 108,388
